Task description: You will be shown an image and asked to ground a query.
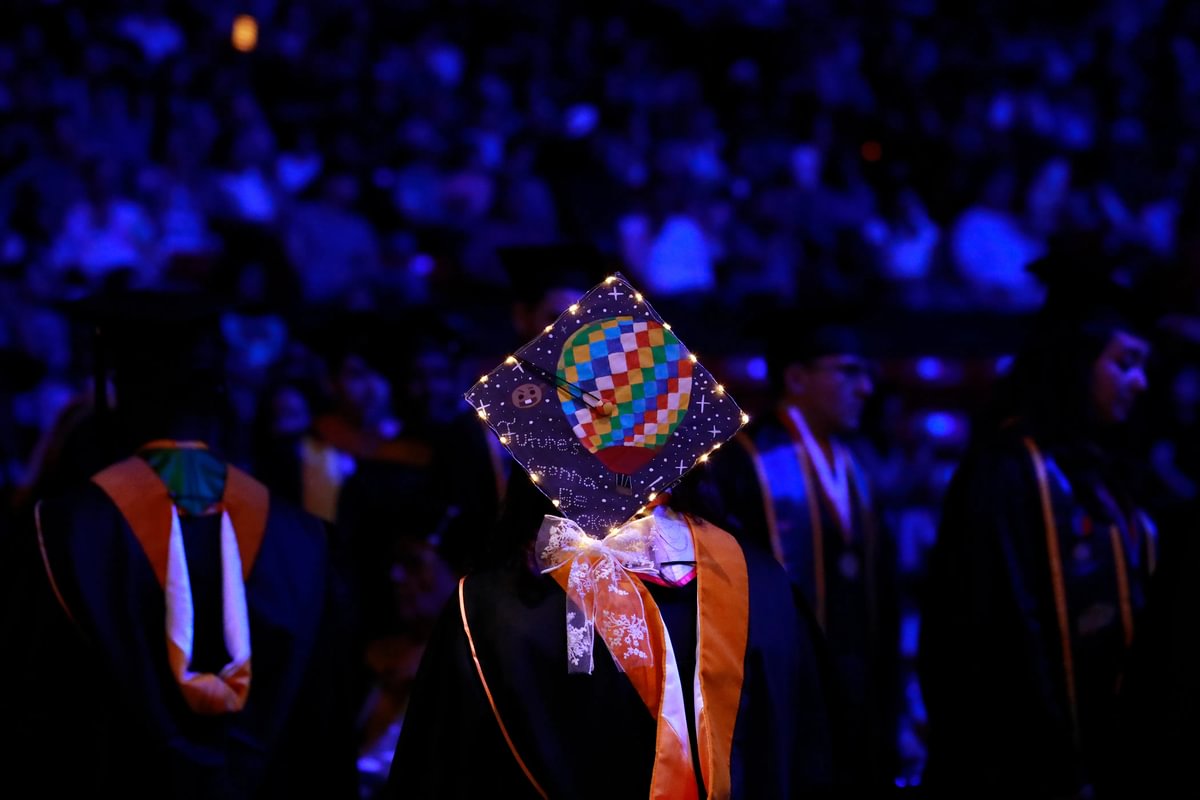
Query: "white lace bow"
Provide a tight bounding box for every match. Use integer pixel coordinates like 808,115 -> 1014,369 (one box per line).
534,514 -> 660,674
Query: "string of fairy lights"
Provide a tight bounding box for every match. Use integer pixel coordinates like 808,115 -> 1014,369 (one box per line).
471,274 -> 752,532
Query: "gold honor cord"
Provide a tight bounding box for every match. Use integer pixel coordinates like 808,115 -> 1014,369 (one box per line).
735,434 -> 785,565
1023,436 -> 1081,752
1109,524 -> 1135,650
778,407 -> 829,631
458,578 -> 549,799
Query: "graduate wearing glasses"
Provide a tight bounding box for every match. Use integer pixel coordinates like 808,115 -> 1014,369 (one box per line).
710,311 -> 902,797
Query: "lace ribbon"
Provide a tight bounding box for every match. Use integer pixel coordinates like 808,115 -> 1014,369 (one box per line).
534,515 -> 660,675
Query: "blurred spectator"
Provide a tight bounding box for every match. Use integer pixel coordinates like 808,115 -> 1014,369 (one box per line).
215,120 -> 283,225
862,185 -> 942,306
275,126 -> 324,196
284,169 -> 381,306
949,166 -> 1047,310
46,154 -> 158,293
115,0 -> 185,66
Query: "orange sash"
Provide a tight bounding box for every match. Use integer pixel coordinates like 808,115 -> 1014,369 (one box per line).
467,516 -> 749,798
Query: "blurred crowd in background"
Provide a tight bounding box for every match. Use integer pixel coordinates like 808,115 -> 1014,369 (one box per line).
7,0 -> 1200,794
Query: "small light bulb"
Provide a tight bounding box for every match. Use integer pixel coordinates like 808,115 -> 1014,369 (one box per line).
647,492 -> 657,501
231,14 -> 258,52
477,409 -> 488,420
530,473 -> 540,483
688,353 -> 698,362
544,324 -> 554,333
480,374 -> 489,383
605,275 -> 617,284
505,356 -> 517,365
568,303 -> 579,314
634,293 -> 644,303
499,436 -> 509,445
699,453 -> 709,463
552,499 -> 561,507
741,413 -> 751,425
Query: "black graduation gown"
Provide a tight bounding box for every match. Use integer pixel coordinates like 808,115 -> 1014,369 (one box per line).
385,529 -> 833,799
711,416 -> 901,792
918,431 -> 1154,799
261,414 -> 443,642
0,474 -> 360,799
430,410 -> 513,575
1113,495 -> 1200,796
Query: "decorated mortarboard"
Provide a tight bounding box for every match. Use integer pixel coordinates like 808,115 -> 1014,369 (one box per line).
465,272 -> 749,537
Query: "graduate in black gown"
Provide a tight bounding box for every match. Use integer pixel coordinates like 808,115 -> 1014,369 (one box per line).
0,290 -> 359,799
709,314 -> 902,796
917,246 -> 1162,799
386,273 -> 834,799
1117,486 -> 1200,796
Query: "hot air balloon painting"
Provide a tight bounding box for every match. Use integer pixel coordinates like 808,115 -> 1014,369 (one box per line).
557,317 -> 692,476
463,272 -> 745,536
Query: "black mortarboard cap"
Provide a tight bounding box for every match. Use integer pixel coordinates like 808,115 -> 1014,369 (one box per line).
1026,233 -> 1165,341
68,287 -> 225,353
789,319 -> 869,363
755,299 -> 872,391
64,288 -> 227,413
497,242 -> 613,307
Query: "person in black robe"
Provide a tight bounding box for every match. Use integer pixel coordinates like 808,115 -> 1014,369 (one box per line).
917,245 -> 1162,799
709,314 -> 902,796
0,289 -> 359,799
386,470 -> 834,799
1117,488 -> 1200,796
385,263 -> 835,797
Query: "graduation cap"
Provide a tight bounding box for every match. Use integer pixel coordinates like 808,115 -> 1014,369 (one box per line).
1026,233 -> 1165,343
64,287 -> 228,418
789,318 -> 870,363
987,236 -> 1168,437
755,299 -> 874,393
465,272 -> 748,537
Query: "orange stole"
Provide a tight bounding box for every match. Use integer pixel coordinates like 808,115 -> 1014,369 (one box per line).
91,456 -> 269,715
544,516 -> 749,799
91,457 -> 269,585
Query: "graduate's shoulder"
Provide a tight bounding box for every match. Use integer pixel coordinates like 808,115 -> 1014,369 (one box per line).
35,478 -> 126,539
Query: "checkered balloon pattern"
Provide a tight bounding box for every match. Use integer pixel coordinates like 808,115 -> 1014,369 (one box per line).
557,316 -> 693,474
